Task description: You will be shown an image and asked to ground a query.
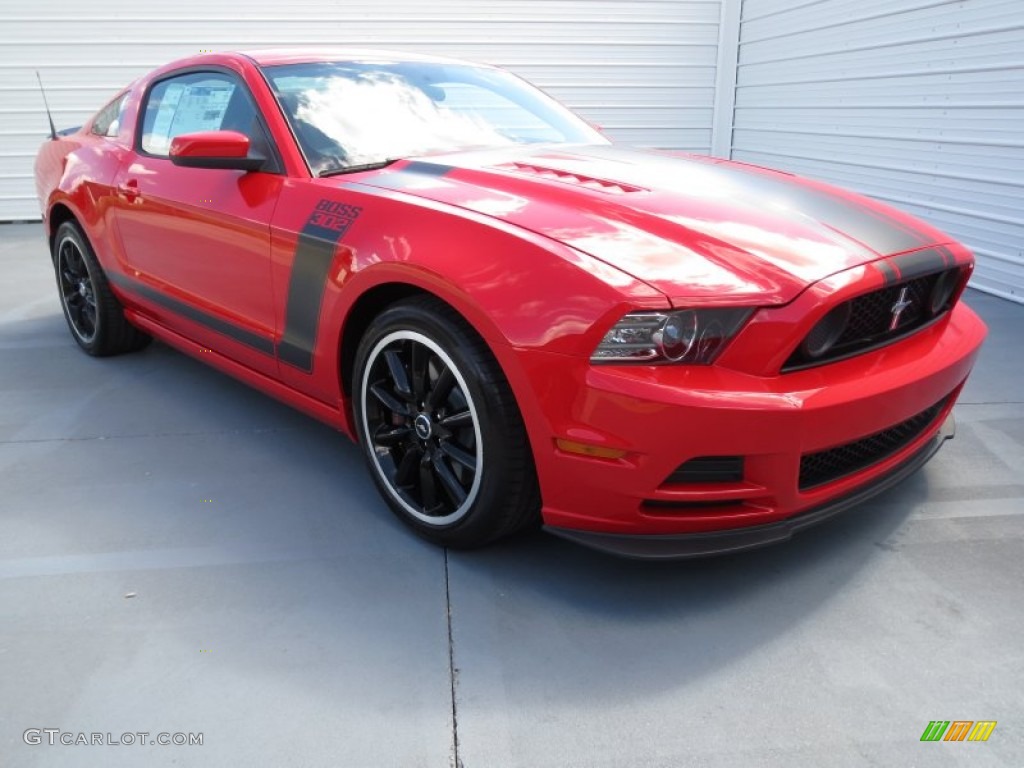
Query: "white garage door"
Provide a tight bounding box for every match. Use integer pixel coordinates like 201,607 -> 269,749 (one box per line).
728,0 -> 1024,303
0,0 -> 724,222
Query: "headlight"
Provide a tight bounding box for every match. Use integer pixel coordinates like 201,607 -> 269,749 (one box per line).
591,308 -> 752,364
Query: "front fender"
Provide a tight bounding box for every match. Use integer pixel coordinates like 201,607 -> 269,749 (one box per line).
269,178 -> 666,437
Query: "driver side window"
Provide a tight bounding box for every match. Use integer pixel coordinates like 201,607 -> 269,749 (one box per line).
140,71 -> 275,166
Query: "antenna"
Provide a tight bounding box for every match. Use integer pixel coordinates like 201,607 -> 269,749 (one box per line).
36,71 -> 58,140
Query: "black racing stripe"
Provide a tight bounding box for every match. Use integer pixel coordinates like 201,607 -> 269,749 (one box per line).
277,200 -> 362,373
875,260 -> 899,285
359,162 -> 453,190
401,161 -> 453,177
708,164 -> 930,256
933,243 -> 957,268
889,246 -> 956,282
377,154 -> 927,255
571,146 -> 932,255
108,272 -> 275,354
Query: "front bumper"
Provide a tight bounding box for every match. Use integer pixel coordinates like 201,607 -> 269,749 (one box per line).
515,300 -> 986,550
546,411 -> 954,559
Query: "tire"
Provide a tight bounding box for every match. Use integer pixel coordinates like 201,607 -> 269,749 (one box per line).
353,296 -> 540,548
52,220 -> 150,356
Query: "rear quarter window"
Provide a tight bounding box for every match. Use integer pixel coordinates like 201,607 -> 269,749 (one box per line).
91,93 -> 127,138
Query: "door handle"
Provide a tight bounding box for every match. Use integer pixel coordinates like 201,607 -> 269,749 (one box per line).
118,178 -> 140,202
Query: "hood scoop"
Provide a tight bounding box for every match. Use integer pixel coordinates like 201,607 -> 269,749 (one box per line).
494,161 -> 646,195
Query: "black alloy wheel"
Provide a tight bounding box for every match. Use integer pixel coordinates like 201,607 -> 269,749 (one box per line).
51,221 -> 150,356
56,233 -> 98,345
354,297 -> 540,548
362,329 -> 482,525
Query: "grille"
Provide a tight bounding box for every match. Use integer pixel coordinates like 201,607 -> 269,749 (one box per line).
785,268 -> 962,371
799,396 -> 949,490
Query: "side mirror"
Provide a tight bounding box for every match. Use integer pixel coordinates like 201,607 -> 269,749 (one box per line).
169,130 -> 265,171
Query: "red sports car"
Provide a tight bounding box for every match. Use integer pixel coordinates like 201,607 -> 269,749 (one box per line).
35,49 -> 986,557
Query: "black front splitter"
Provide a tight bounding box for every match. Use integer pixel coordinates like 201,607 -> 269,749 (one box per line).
545,412 -> 955,560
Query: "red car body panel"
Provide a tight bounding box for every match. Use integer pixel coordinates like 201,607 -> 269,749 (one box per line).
34,50 -> 987,556
357,145 -> 954,307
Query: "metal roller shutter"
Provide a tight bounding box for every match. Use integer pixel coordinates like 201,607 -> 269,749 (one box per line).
728,0 -> 1024,303
0,0 -> 724,222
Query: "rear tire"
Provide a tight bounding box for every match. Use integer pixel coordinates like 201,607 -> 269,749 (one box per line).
53,220 -> 150,356
353,296 -> 540,548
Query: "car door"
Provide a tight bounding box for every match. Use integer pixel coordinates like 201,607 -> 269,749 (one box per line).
110,69 -> 283,376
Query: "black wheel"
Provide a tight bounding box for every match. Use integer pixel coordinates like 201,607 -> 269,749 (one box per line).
53,221 -> 150,356
353,296 -> 540,548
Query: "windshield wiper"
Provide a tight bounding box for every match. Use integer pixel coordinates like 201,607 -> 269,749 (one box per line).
319,159 -> 399,177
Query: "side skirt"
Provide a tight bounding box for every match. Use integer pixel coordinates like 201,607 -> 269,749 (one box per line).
125,309 -> 353,439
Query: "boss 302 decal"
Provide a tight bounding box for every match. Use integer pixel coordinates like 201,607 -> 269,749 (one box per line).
277,199 -> 362,372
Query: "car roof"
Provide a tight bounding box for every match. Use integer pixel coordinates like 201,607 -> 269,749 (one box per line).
146,49 -> 496,84
237,48 -> 489,68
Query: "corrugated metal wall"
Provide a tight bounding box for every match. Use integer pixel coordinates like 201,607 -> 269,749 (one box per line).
0,0 -> 723,222
5,0 -> 1021,303
729,0 -> 1024,303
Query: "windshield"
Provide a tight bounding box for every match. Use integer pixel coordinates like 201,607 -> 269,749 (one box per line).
263,59 -> 607,175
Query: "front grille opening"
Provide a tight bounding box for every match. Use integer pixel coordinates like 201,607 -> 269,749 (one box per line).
799,396 -> 950,490
784,267 -> 964,371
664,456 -> 744,485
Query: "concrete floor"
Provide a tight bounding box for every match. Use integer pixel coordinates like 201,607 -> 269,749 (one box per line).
1,220 -> 1022,768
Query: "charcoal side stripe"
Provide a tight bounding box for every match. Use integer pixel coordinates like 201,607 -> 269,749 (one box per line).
276,231 -> 338,371
277,201 -> 361,373
108,272 -> 275,354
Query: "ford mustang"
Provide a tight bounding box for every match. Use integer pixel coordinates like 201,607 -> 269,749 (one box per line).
34,49 -> 987,558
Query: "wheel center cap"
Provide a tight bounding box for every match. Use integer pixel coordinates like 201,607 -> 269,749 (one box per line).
414,413 -> 432,440
78,282 -> 88,297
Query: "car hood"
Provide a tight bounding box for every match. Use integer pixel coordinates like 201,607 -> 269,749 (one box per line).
357,144 -> 950,305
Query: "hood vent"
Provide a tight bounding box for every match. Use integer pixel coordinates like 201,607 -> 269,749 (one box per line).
496,162 -> 646,195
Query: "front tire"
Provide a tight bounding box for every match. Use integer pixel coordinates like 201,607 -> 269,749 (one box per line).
353,297 -> 539,548
53,220 -> 150,356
